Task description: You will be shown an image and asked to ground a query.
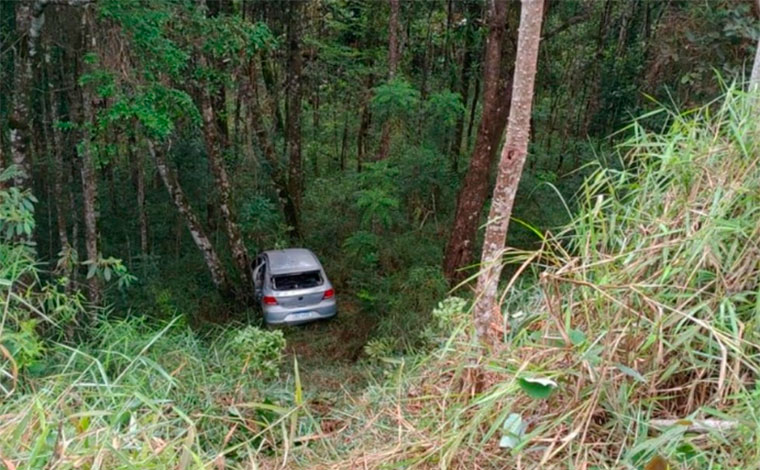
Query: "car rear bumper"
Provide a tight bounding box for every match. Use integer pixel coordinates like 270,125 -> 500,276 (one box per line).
263,299 -> 337,325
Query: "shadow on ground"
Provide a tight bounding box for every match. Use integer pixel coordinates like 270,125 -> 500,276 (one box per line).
277,298 -> 376,391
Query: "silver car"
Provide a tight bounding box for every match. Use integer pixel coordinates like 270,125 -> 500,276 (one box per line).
252,248 -> 337,325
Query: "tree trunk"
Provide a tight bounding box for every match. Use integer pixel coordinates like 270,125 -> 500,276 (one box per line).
80,9 -> 101,307
472,0 -> 544,342
751,0 -> 760,90
357,73 -> 374,172
128,130 -> 149,257
199,59 -> 253,294
249,63 -> 300,235
465,74 -> 480,147
261,56 -> 285,137
375,0 -> 401,161
451,22 -> 475,165
443,0 -> 510,284
9,1 -> 37,191
750,37 -> 760,91
45,55 -> 70,254
286,0 -> 304,235
149,140 -> 231,295
339,110 -> 349,171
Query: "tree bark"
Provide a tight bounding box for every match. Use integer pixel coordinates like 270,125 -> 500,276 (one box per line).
128,130 -> 149,257
375,0 -> 401,161
149,140 -> 232,295
9,1 -> 39,191
261,56 -> 285,137
357,73 -> 374,172
45,54 -> 70,254
443,0 -> 510,284
465,74 -> 480,147
249,63 -> 300,235
199,58 -> 253,294
339,110 -> 349,171
472,0 -> 544,342
79,9 -> 102,307
286,0 -> 304,235
751,39 -> 760,91
751,0 -> 760,90
451,21 -> 476,165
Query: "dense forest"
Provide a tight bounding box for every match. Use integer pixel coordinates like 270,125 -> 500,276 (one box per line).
1,0 -> 760,468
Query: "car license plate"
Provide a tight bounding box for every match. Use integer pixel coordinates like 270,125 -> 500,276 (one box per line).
296,311 -> 319,320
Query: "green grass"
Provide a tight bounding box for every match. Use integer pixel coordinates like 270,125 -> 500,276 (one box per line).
2,90 -> 760,469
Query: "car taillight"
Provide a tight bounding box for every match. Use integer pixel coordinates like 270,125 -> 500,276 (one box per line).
323,288 -> 335,299
262,296 -> 278,305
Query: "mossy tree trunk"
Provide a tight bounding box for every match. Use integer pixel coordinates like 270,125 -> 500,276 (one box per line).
443,0 -> 511,284
149,140 -> 232,296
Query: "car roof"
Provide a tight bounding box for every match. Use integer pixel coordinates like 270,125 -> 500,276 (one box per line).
264,248 -> 321,275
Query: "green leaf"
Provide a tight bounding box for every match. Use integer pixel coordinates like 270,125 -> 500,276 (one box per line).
615,363 -> 646,383
499,413 -> 526,449
518,377 -> 557,399
569,328 -> 586,346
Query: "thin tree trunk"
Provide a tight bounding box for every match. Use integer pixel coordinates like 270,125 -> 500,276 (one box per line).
261,56 -> 285,137
286,0 -> 304,235
473,0 -> 544,342
750,38 -> 760,90
465,74 -> 480,147
339,110 -> 349,171
9,2 -> 36,191
375,0 -> 401,161
357,73 -> 374,172
249,63 -> 300,235
451,19 -> 476,166
128,130 -> 149,256
751,0 -> 760,90
443,0 -> 510,284
45,55 -> 70,254
149,140 -> 231,295
199,59 -> 253,293
80,9 -> 101,307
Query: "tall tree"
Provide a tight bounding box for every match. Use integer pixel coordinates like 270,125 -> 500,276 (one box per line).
285,0 -> 304,237
79,6 -> 102,306
443,0 -> 511,284
127,129 -> 149,257
44,54 -> 71,255
199,56 -> 253,294
8,2 -> 38,191
249,62 -> 300,234
472,0 -> 545,342
451,0 -> 480,165
149,140 -> 232,295
751,0 -> 760,90
375,0 -> 401,161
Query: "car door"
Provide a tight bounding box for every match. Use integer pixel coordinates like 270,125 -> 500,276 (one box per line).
252,256 -> 265,299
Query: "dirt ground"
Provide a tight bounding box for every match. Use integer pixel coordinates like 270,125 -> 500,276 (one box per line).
278,298 -> 376,391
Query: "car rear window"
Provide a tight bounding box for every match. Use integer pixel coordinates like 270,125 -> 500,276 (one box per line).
272,271 -> 323,290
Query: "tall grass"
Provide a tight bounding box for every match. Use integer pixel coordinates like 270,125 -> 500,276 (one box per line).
293,91 -> 760,469
2,91 -> 759,469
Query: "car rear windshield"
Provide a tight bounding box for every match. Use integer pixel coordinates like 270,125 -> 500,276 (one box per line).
272,271 -> 323,290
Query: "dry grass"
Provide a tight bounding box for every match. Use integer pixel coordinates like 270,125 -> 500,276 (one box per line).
286,90 -> 760,469
2,91 -> 759,469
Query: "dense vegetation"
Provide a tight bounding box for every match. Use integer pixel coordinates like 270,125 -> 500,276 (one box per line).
1,0 -> 760,468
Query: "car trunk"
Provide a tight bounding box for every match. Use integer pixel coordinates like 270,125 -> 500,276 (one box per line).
272,271 -> 325,308
275,290 -> 325,308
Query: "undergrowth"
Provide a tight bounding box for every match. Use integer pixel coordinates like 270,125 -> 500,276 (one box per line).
2,91 -> 759,469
